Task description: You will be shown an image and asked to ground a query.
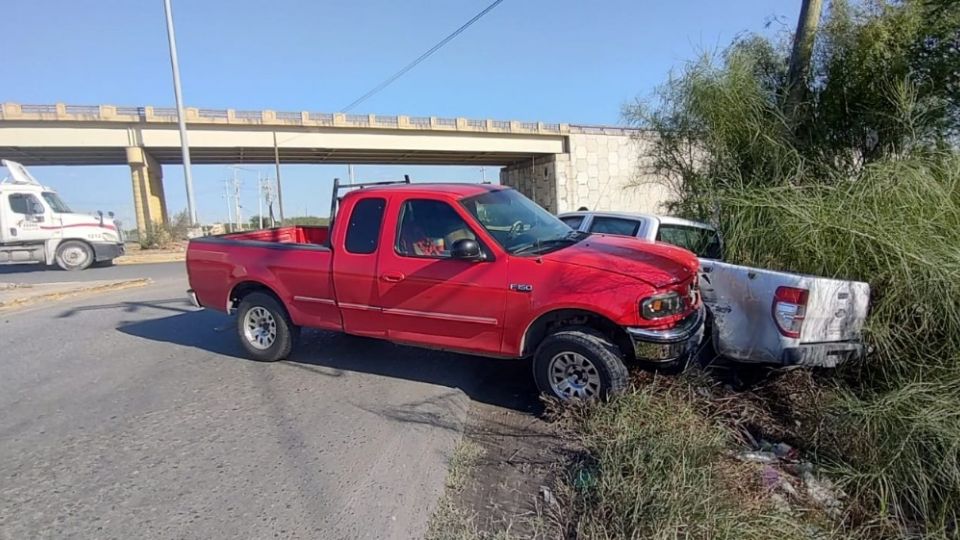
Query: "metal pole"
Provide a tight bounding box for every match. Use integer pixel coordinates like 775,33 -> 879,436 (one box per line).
232,168 -> 242,230
273,131 -> 285,224
162,0 -> 198,226
258,173 -> 264,229
347,164 -> 355,185
223,177 -> 233,226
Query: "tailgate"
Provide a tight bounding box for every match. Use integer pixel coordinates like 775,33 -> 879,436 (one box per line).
801,278 -> 870,343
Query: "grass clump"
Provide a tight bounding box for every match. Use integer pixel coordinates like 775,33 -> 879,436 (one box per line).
426,441 -> 485,540
554,376 -> 817,539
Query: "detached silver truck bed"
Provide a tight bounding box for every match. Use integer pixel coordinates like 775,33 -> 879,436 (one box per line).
700,260 -> 869,367
558,211 -> 871,367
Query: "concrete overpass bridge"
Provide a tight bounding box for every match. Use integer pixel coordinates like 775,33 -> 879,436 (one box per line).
0,103 -> 670,233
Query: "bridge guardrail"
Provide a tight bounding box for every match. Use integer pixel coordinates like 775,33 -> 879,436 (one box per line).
1,102 -> 645,136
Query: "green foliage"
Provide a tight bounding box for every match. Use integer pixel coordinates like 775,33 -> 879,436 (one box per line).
557,379 -> 816,539
621,0 -> 960,535
283,216 -> 329,227
139,210 -> 192,249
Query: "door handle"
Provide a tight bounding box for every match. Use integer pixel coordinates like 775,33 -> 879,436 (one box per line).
381,273 -> 405,283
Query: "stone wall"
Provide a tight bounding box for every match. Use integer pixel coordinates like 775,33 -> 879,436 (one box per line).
499,155 -> 561,213
500,130 -> 675,215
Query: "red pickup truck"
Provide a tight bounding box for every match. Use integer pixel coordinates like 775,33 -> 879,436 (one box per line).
186,179 -> 704,400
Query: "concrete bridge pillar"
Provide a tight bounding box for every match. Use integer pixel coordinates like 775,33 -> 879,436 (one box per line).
501,131 -> 674,215
126,147 -> 168,235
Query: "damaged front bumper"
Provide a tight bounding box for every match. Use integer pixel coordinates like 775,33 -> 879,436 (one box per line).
625,307 -> 705,363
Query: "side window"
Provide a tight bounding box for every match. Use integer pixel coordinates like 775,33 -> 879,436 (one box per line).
8,194 -> 41,215
589,216 -> 641,237
344,197 -> 386,254
656,225 -> 722,258
560,215 -> 584,230
396,199 -> 477,258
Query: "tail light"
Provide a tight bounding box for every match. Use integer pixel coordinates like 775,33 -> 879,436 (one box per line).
772,286 -> 808,338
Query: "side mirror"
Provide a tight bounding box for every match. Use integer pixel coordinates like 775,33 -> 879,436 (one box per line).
451,238 -> 483,261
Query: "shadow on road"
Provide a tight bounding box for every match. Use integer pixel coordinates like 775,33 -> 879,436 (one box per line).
0,263 -> 55,275
103,299 -> 541,413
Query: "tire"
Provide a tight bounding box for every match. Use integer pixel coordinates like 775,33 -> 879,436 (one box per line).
533,327 -> 629,401
55,240 -> 94,271
236,292 -> 299,361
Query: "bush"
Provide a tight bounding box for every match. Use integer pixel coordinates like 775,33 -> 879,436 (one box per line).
139,210 -> 191,249
619,0 -> 960,535
555,377 -> 816,539
710,159 -> 960,534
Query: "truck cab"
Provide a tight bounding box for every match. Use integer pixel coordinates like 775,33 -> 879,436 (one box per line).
188,180 -> 705,401
0,160 -> 125,270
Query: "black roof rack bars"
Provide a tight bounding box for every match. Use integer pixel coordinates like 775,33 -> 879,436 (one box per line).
327,175 -> 412,241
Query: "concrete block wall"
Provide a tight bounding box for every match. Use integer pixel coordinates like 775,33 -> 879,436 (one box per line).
499,155 -> 562,213
501,131 -> 675,215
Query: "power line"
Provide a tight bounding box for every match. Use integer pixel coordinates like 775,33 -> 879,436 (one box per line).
342,0 -> 507,112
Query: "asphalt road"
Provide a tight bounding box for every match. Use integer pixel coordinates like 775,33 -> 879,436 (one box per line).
0,263 -> 536,539
0,261 -> 183,284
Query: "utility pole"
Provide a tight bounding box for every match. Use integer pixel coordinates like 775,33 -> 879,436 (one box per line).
347,164 -> 355,185
263,178 -> 276,227
272,132 -> 285,225
480,166 -> 486,183
231,168 -> 242,231
257,173 -> 264,229
222,177 -> 233,226
786,0 -> 823,111
162,0 -> 198,225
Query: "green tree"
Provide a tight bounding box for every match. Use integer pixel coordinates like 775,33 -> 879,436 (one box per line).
626,1 -> 960,535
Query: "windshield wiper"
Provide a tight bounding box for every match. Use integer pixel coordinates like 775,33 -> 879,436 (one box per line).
512,230 -> 588,255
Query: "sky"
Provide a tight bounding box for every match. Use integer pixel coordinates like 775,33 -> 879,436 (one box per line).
4,0 -> 800,227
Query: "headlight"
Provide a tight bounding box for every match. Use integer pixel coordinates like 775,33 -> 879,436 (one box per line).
640,292 -> 684,320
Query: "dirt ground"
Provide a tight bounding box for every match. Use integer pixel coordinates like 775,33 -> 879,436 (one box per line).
116,243 -> 186,265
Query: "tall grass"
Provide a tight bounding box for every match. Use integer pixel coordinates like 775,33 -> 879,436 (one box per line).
712,157 -> 960,535
555,377 -> 817,539
621,6 -> 960,531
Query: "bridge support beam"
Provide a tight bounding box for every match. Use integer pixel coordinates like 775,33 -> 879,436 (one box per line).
126,147 -> 168,236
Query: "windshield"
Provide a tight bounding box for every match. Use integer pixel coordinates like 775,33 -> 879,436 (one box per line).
41,192 -> 72,213
461,189 -> 586,255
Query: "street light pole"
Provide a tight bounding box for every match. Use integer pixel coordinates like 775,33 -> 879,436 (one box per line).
162,0 -> 198,226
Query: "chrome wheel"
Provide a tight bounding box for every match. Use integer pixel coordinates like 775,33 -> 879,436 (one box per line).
548,351 -> 602,399
243,306 -> 277,350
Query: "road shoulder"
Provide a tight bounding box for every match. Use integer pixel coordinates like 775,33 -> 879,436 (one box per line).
0,278 -> 150,311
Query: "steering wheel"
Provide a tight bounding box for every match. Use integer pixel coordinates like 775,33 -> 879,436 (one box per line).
508,220 -> 525,239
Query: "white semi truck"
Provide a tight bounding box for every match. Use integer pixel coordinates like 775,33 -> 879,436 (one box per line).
0,160 -> 125,271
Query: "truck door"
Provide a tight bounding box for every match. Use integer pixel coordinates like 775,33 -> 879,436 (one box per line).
5,192 -> 52,243
376,196 -> 508,355
331,195 -> 388,337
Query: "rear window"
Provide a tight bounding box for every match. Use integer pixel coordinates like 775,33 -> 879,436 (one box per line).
344,198 -> 386,254
560,215 -> 584,230
589,216 -> 641,236
656,224 -> 723,259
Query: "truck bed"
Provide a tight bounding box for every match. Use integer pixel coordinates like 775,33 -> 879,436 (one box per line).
221,225 -> 329,246
186,225 -> 337,329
